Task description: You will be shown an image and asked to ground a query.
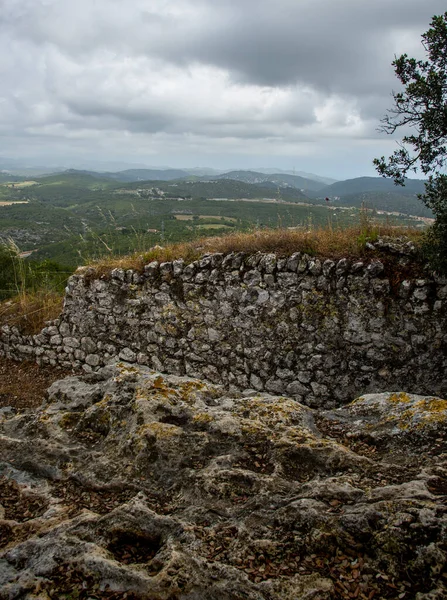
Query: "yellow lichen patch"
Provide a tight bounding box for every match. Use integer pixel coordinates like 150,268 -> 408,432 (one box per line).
192,413 -> 214,424
388,397 -> 447,430
156,387 -> 180,401
116,363 -> 138,373
153,375 -> 165,388
178,380 -> 207,404
396,409 -> 416,430
414,398 -> 447,425
388,392 -> 411,404
135,380 -> 178,402
144,376 -> 183,401
235,397 -> 307,429
136,379 -> 181,403
138,422 -> 182,439
415,398 -> 447,413
248,397 -> 301,413
114,363 -> 139,382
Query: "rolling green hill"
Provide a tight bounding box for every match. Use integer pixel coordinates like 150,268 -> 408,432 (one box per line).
36,171 -> 119,188
322,176 -> 426,197
334,191 -> 433,218
212,170 -> 325,192
121,178 -> 311,202
319,177 -> 429,217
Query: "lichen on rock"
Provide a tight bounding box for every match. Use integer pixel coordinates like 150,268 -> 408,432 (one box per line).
324,391 -> 447,448
0,364 -> 446,599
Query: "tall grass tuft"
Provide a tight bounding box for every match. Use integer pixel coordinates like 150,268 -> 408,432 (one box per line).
0,291 -> 63,334
0,240 -> 70,334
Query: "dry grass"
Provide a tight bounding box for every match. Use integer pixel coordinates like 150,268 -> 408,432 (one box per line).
87,224 -> 423,277
0,291 -> 64,335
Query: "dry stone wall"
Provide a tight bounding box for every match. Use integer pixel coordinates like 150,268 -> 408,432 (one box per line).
1,251 -> 446,407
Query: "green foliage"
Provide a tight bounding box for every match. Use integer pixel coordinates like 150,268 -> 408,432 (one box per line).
0,242 -> 72,301
0,244 -> 19,300
420,175 -> 447,273
374,12 -> 447,272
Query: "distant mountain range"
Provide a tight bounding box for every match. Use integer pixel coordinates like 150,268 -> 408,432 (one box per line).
0,161 -> 432,218
56,168 -> 333,193
0,160 -> 336,186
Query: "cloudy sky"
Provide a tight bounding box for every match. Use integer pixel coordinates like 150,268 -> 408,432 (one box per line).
1,0 -> 445,178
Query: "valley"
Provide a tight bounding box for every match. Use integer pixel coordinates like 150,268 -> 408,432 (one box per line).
0,168 -> 431,268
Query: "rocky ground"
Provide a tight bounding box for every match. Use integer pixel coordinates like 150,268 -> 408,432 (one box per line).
0,362 -> 446,600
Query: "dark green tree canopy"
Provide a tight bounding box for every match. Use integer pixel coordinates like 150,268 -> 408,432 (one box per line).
374,12 -> 447,184
374,12 -> 447,272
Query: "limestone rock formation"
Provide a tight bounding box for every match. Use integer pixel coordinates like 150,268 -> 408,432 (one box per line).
0,363 -> 446,599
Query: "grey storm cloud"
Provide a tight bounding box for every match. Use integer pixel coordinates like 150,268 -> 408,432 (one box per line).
0,0 -> 446,175
11,0 -> 445,90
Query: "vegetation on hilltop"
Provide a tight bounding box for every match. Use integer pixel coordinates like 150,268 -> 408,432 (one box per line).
88,223 -> 423,276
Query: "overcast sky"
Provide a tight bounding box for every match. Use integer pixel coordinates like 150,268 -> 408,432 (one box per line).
1,0 -> 445,178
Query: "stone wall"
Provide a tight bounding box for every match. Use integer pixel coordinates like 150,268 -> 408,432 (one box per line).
1,250 -> 446,407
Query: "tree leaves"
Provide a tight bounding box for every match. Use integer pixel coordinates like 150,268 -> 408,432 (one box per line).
374,12 -> 447,272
